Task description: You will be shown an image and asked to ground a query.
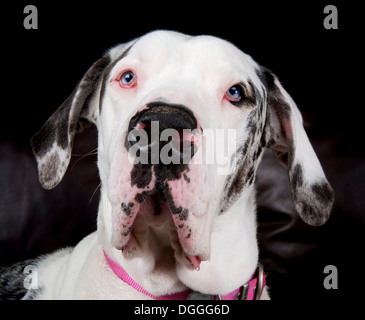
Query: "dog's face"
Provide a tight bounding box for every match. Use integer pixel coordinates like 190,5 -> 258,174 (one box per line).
31,31 -> 334,292
97,32 -> 266,267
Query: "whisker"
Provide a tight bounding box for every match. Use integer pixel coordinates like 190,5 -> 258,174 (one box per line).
72,147 -> 98,157
89,183 -> 101,205
70,148 -> 98,171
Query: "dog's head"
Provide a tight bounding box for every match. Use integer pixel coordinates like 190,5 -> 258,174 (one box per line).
31,31 -> 334,294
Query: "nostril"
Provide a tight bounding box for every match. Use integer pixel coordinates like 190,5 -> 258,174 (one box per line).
179,128 -> 202,144
172,128 -> 198,154
134,121 -> 146,130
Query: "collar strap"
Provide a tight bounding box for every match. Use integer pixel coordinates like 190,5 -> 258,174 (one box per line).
103,250 -> 266,300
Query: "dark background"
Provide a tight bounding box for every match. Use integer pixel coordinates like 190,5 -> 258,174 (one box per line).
1,1 -> 364,301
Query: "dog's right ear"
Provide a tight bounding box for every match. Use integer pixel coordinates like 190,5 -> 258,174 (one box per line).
30,54 -> 111,189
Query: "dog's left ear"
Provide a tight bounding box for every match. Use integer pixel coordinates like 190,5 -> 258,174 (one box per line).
259,67 -> 335,226
30,54 -> 111,189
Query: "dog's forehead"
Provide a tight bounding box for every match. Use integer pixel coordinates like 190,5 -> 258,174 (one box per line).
109,31 -> 260,84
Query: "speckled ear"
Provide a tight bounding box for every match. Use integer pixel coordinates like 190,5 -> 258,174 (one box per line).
30,54 -> 111,189
259,68 -> 334,226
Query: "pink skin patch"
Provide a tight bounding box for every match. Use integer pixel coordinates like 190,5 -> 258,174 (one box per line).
185,254 -> 202,270
114,202 -> 140,249
167,160 -> 211,269
134,121 -> 146,130
165,126 -> 210,269
282,117 -> 294,140
108,144 -> 156,253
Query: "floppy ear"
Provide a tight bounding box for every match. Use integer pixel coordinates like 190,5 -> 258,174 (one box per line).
30,54 -> 111,189
260,68 -> 334,226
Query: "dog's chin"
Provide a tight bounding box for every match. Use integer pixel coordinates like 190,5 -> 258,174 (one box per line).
114,190 -> 205,270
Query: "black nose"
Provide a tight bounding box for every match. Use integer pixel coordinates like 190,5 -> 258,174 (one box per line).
126,102 -> 198,164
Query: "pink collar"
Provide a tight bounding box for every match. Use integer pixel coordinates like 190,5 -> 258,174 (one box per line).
103,250 -> 266,300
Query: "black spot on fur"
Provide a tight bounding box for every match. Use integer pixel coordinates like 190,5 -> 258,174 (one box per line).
247,80 -> 258,106
160,164 -> 190,181
256,66 -> 292,121
179,209 -> 189,221
237,139 -> 250,157
254,146 -> 263,162
153,166 -> 189,221
300,201 -> 320,222
291,163 -> 304,196
290,171 -> 334,226
225,169 -> 245,204
183,173 -> 190,183
122,227 -> 132,237
121,202 -> 134,216
245,166 -> 255,185
286,140 -> 295,169
131,164 -> 152,188
311,182 -> 335,206
247,173 -> 255,186
30,119 -> 57,158
256,67 -> 275,90
220,153 -> 258,214
246,111 -> 258,136
135,191 -> 151,203
256,66 -> 293,156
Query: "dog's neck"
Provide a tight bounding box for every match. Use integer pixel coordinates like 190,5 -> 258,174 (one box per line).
97,186 -> 259,296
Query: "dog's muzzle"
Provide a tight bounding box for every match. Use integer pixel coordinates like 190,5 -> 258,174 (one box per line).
125,102 -> 199,164
119,102 -> 206,267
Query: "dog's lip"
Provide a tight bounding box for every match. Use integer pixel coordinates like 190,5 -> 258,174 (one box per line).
185,254 -> 202,270
120,234 -> 137,257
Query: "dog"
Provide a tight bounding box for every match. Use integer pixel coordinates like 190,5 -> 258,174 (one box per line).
0,30 -> 334,300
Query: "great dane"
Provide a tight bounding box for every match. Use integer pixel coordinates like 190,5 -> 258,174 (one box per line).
0,30 -> 334,300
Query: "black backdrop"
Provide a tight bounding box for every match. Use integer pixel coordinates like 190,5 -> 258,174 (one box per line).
1,1 -> 364,302
2,2 -> 361,149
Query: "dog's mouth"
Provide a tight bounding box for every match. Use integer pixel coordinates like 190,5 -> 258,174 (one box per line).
114,178 -> 206,270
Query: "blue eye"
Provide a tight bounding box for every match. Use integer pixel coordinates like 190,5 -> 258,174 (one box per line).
120,71 -> 137,87
225,85 -> 244,103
